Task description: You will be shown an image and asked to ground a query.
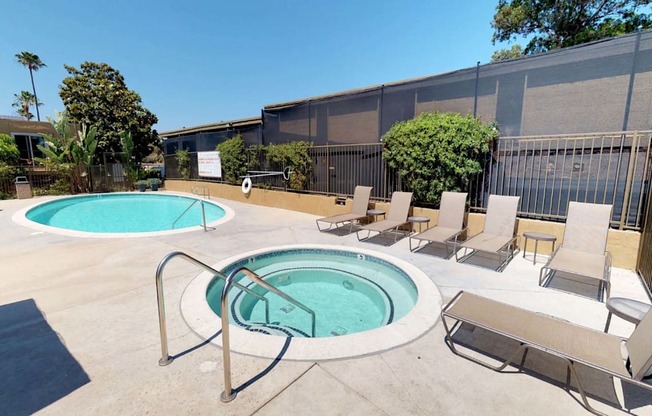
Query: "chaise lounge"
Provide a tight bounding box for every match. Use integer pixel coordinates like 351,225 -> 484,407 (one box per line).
539,201 -> 613,301
455,194 -> 520,271
442,290 -> 652,415
315,186 -> 373,232
356,191 -> 413,243
409,191 -> 467,258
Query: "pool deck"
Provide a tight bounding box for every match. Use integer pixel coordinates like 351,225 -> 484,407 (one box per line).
1,192 -> 652,415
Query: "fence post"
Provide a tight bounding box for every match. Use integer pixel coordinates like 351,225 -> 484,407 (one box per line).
620,132 -> 640,229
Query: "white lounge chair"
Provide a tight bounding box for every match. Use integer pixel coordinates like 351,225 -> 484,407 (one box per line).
409,191 -> 467,258
316,186 -> 372,232
356,191 -> 412,243
539,201 -> 613,301
455,194 -> 520,271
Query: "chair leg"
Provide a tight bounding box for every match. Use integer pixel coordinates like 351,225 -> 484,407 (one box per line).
604,311 -> 613,333
565,359 -> 609,416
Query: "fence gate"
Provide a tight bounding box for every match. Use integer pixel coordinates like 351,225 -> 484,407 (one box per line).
638,160 -> 652,291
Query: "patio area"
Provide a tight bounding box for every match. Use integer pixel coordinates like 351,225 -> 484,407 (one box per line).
1,192 -> 651,415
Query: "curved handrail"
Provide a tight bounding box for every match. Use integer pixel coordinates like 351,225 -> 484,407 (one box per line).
155,251 -> 269,367
172,199 -> 214,231
228,267 -> 316,337
220,266 -> 316,402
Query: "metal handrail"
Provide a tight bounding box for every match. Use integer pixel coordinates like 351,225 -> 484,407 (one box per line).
171,199 -> 214,231
155,251 -> 270,367
220,266 -> 316,402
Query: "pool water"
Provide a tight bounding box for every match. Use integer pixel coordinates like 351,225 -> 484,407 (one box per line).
205,248 -> 418,338
25,193 -> 226,233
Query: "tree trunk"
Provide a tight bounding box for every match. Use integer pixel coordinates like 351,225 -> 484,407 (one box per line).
29,67 -> 40,121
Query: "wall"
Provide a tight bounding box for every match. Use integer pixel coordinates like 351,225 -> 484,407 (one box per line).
165,180 -> 640,270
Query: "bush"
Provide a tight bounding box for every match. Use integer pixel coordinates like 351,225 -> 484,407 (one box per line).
216,135 -> 247,183
0,134 -> 20,165
175,149 -> 191,180
265,141 -> 313,190
382,112 -> 497,205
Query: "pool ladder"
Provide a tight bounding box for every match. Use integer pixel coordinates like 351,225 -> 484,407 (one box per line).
171,199 -> 215,231
155,251 -> 316,403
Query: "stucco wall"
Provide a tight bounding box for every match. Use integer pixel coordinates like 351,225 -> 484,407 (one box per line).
165,180 -> 640,270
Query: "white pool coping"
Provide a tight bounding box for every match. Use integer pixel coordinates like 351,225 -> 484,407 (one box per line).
180,244 -> 443,361
11,191 -> 235,238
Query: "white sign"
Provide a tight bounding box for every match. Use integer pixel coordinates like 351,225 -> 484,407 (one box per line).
197,151 -> 222,178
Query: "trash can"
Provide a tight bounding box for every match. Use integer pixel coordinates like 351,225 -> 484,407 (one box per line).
15,176 -> 32,199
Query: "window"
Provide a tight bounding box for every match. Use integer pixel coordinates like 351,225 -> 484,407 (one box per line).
12,133 -> 46,163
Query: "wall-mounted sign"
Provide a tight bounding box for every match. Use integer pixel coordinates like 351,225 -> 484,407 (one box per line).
197,151 -> 222,178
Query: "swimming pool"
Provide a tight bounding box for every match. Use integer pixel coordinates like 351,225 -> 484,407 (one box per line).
181,244 -> 442,360
13,192 -> 234,237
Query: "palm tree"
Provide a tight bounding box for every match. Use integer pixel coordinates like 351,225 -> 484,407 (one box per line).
12,90 -> 39,120
15,51 -> 46,121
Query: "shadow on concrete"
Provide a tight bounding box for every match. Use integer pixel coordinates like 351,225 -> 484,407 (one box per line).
235,336 -> 292,393
446,322 -> 652,413
411,242 -> 456,259
0,299 -> 90,416
540,271 -> 603,302
169,329 -> 291,395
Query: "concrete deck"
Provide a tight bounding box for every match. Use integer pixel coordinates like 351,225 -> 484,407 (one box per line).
1,193 -> 651,415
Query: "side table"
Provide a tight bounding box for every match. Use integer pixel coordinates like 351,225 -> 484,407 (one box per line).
604,297 -> 651,332
522,232 -> 556,265
408,216 -> 430,233
367,209 -> 385,222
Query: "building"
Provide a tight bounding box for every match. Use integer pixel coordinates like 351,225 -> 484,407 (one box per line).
0,117 -> 57,163
159,116 -> 262,155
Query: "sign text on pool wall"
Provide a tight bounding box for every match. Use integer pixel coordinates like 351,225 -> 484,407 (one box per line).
198,151 -> 222,178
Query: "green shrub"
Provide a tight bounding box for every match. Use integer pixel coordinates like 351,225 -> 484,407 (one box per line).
0,134 -> 20,165
216,135 -> 247,183
265,141 -> 313,190
175,149 -> 191,180
140,167 -> 162,180
382,112 -> 497,205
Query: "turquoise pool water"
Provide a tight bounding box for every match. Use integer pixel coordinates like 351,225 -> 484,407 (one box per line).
25,193 -> 226,233
206,248 -> 418,338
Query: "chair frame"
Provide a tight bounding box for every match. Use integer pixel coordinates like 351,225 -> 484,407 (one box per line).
356,191 -> 413,243
409,191 -> 468,259
455,195 -> 520,272
315,186 -> 372,233
442,291 -> 652,416
538,201 -> 613,301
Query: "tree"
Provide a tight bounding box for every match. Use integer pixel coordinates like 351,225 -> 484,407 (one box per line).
0,134 -> 20,165
59,62 -> 159,164
12,90 -> 41,120
15,51 -> 46,121
36,111 -> 98,193
382,112 -> 497,205
216,135 -> 248,183
492,0 -> 652,55
491,45 -> 524,62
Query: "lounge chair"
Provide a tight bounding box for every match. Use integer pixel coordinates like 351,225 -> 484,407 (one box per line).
442,290 -> 652,415
409,191 -> 467,258
315,186 -> 372,232
356,191 -> 413,242
539,201 -> 613,301
455,195 -> 520,271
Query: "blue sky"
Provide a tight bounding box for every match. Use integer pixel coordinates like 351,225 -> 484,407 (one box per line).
2,1 -> 510,132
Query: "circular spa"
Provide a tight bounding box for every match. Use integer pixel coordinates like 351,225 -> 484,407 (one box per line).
13,193 -> 234,237
181,245 -> 442,360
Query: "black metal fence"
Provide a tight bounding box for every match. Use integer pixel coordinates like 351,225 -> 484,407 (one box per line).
163,131 -> 651,230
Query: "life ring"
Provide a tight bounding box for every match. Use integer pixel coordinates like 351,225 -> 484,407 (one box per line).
241,177 -> 252,195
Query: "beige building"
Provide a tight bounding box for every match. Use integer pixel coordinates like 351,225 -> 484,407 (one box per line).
0,117 -> 57,163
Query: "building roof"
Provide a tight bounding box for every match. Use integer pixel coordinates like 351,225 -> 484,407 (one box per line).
263,72 -> 453,111
0,118 -> 57,136
159,116 -> 262,138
